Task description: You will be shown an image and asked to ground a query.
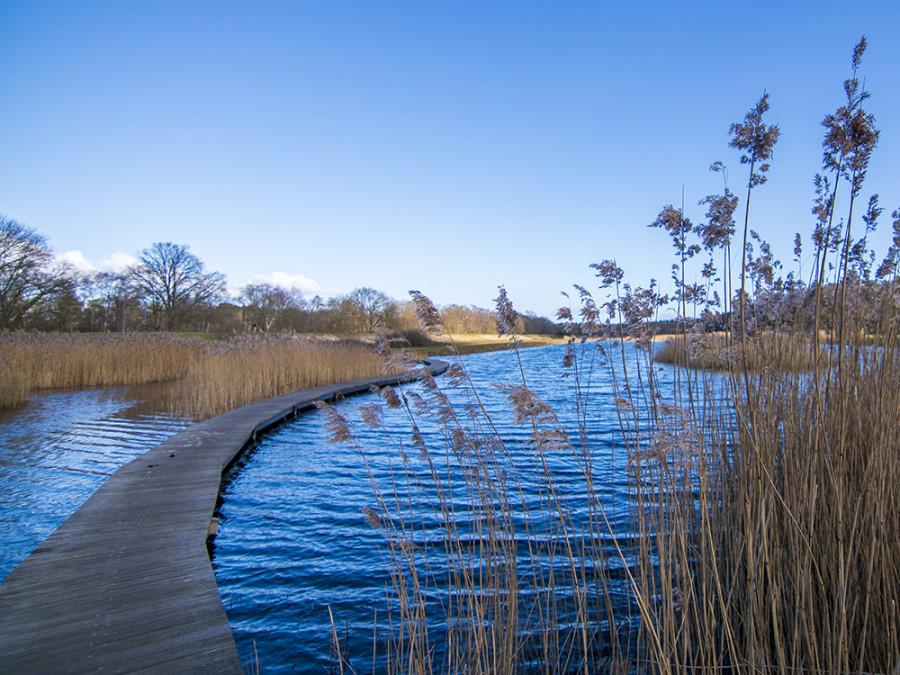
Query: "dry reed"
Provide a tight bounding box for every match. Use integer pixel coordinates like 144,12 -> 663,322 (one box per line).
0,331 -> 384,420
165,334 -> 384,419
321,288 -> 900,674
0,331 -> 204,409
653,331 -> 823,371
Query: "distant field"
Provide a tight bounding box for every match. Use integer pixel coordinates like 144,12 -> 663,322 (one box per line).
423,332 -> 567,354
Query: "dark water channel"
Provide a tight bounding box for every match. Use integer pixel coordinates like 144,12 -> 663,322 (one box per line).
0,387 -> 190,580
213,343 -> 679,673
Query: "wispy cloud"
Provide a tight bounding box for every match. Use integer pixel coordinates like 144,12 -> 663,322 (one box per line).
56,250 -> 95,272
99,252 -> 137,271
56,250 -> 137,273
247,272 -> 334,297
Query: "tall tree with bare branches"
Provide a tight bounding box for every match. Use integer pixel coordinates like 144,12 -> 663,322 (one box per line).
0,216 -> 74,329
127,242 -> 226,331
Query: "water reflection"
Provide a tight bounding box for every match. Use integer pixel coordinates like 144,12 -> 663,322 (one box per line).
0,387 -> 190,580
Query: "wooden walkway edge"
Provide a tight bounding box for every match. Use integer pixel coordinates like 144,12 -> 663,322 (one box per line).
0,360 -> 447,674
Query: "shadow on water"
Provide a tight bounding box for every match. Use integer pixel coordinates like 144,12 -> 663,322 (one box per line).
0,384 -> 190,580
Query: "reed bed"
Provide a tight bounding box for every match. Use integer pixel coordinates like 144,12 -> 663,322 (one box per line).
0,331 -> 205,409
0,331 -> 385,420
653,331 -> 823,371
320,291 -> 900,674
708,345 -> 900,673
163,334 -> 384,419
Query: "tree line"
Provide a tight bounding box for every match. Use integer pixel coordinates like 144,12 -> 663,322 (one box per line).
0,222 -> 561,336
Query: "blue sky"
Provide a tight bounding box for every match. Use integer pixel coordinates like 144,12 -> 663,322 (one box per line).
1,1 -> 898,319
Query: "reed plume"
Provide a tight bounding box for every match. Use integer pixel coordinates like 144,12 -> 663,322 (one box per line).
317,37 -> 899,675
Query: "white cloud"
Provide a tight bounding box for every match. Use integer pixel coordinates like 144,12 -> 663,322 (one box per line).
57,250 -> 96,273
55,250 -> 137,274
248,272 -> 327,296
99,252 -> 137,272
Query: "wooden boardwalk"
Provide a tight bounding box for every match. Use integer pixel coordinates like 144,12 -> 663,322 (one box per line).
0,361 -> 447,674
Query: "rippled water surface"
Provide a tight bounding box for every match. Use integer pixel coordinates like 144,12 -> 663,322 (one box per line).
0,388 -> 190,580
214,343 -> 680,673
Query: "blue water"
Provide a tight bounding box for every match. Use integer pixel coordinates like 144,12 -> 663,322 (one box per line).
0,388 -> 190,580
213,342 -> 682,673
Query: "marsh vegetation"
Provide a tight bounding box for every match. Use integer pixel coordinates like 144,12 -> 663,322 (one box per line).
0,332 -> 384,419
313,38 -> 899,674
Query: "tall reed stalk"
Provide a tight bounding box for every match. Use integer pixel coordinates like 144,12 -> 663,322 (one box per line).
316,37 -> 899,674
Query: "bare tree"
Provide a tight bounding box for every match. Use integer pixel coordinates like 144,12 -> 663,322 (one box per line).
79,271 -> 145,331
345,287 -> 394,332
0,216 -> 74,329
127,242 -> 226,331
239,283 -> 302,332
440,304 -> 497,334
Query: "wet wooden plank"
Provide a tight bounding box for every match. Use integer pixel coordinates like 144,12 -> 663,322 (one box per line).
0,361 -> 446,674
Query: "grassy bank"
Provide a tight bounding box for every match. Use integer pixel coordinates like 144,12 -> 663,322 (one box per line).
417,331 -> 567,355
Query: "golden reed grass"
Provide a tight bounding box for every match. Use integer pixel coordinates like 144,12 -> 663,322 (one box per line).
0,332 -> 383,420
653,331 -> 823,371
165,335 -> 383,419
708,346 -> 900,673
0,331 -> 204,409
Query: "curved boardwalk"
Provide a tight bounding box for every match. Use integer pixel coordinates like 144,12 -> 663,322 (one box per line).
0,360 -> 447,674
